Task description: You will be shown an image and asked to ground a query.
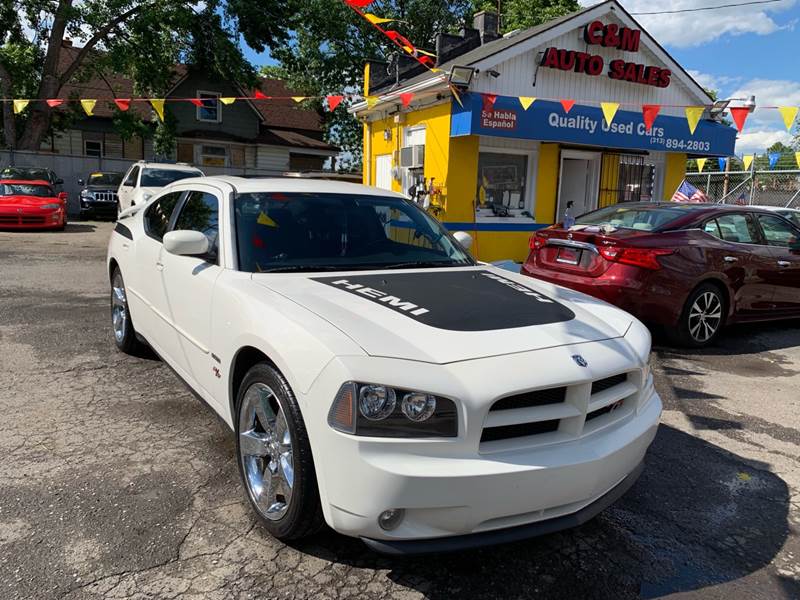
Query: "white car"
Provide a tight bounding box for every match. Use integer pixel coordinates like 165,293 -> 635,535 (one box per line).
117,161 -> 204,213
107,176 -> 661,553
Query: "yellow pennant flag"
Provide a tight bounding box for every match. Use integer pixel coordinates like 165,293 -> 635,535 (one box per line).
12,99 -> 29,114
366,96 -> 379,108
743,154 -> 754,171
600,102 -> 620,126
292,96 -> 306,103
795,152 -> 800,169
220,97 -> 236,105
417,48 -> 436,57
519,96 -> 536,110
364,13 -> 394,25
777,106 -> 799,131
430,68 -> 443,74
696,158 -> 707,172
150,99 -> 165,121
685,106 -> 704,135
80,99 -> 97,116
257,211 -> 278,228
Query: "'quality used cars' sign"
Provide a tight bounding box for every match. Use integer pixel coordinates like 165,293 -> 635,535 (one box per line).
452,94 -> 737,157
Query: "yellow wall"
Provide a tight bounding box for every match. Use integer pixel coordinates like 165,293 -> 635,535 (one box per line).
535,143 -> 560,224
664,153 -> 687,200
599,154 -> 620,208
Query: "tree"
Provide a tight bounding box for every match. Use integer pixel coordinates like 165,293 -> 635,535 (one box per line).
0,0 -> 296,150
472,0 -> 580,33
755,141 -> 797,170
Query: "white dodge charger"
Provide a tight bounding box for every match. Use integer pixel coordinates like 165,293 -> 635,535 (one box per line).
107,176 -> 662,554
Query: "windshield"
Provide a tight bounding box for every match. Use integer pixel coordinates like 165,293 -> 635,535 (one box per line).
1,168 -> 49,181
576,205 -> 687,231
1,183 -> 54,197
234,192 -> 475,272
777,210 -> 800,228
141,168 -> 202,187
88,172 -> 123,186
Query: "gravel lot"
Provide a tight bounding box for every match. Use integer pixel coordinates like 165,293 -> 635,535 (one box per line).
1,221 -> 799,600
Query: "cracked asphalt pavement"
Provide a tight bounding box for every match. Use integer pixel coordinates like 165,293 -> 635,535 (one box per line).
1,222 -> 799,599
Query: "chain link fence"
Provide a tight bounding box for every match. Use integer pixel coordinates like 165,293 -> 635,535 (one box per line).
685,169 -> 800,208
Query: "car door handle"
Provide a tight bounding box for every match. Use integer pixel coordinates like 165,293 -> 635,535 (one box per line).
156,261 -> 164,271
723,256 -> 738,263
777,260 -> 791,268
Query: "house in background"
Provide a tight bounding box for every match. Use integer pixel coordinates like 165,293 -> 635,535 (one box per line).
43,40 -> 338,173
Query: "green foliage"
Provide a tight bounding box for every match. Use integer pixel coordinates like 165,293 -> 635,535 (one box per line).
472,0 -> 579,32
152,108 -> 177,160
112,107 -> 152,142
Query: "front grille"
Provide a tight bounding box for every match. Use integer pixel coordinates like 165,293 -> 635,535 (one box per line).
21,216 -> 46,224
0,215 -> 45,225
93,191 -> 118,202
480,370 -> 640,451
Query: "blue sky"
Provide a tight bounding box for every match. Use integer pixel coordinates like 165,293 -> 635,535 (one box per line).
242,0 -> 800,156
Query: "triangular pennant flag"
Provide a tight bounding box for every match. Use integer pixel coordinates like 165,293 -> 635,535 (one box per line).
718,157 -> 727,171
696,158 -> 707,172
430,67 -> 443,74
364,13 -> 394,25
796,152 -> 800,169
345,0 -> 374,7
642,104 -> 661,130
743,155 -> 754,171
46,99 -> 64,108
114,99 -> 131,112
189,98 -> 204,107
729,107 -> 750,133
12,99 -> 29,114
366,96 -> 379,108
481,94 -> 497,111
777,106 -> 799,131
257,211 -> 278,228
600,102 -> 620,126
326,95 -> 344,111
416,49 -> 436,58
399,92 -> 414,108
768,152 -> 781,169
292,96 -> 306,103
80,99 -> 97,116
685,106 -> 704,135
149,99 -> 165,121
561,99 -> 575,114
220,97 -> 236,105
518,96 -> 535,110
254,90 -> 269,100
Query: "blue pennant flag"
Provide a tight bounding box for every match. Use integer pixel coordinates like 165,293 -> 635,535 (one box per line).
718,157 -> 727,171
768,152 -> 781,169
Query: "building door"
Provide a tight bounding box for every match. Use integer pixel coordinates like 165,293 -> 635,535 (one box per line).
375,154 -> 393,191
557,150 -> 601,219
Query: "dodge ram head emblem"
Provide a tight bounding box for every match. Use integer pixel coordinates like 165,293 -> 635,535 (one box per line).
572,354 -> 588,367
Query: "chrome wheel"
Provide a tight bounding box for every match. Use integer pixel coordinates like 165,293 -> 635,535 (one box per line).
688,290 -> 722,343
111,272 -> 128,343
238,383 -> 294,521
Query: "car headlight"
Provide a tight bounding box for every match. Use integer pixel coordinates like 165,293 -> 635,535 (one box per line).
40,203 -> 61,210
80,190 -> 94,199
328,382 -> 458,438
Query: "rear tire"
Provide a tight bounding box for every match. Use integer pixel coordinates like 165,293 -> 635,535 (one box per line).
111,267 -> 143,354
672,283 -> 726,348
235,363 -> 324,541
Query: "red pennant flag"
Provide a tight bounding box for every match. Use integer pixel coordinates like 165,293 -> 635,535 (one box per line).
46,99 -> 64,108
189,98 -> 204,107
400,92 -> 414,108
345,0 -> 374,7
114,99 -> 131,112
254,90 -> 270,100
729,107 -> 750,133
560,99 -> 575,114
642,104 -> 661,131
384,31 -> 416,55
326,95 -> 344,111
418,55 -> 434,66
482,94 -> 497,111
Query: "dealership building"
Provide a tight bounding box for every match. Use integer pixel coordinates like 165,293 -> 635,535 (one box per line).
352,0 -> 738,261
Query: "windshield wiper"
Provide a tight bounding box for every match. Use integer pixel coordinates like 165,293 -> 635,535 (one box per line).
258,265 -> 344,273
380,261 -> 466,270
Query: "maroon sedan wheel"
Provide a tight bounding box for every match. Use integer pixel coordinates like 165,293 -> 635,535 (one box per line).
674,283 -> 726,348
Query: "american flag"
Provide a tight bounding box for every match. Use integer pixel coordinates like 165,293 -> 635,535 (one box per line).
671,180 -> 710,203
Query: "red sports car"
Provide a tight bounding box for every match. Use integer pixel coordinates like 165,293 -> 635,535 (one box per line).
0,179 -> 68,230
522,202 -> 800,347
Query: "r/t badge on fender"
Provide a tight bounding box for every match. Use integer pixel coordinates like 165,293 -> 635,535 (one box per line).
572,354 -> 588,368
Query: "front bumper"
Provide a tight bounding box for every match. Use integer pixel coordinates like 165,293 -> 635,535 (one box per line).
80,200 -> 118,219
301,339 -> 661,548
0,208 -> 64,229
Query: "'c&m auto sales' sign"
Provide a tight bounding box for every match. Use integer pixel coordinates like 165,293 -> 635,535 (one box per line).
452,94 -> 737,157
539,20 -> 671,88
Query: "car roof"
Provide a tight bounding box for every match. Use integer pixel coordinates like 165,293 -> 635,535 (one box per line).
177,175 -> 407,199
137,162 -> 203,172
0,179 -> 52,186
750,205 -> 799,213
603,202 -> 789,214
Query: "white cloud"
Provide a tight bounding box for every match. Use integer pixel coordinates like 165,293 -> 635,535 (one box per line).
735,129 -> 793,155
584,0 -> 797,48
686,70 -> 742,93
728,78 -> 800,131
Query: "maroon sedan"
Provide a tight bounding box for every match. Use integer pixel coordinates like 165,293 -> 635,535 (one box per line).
521,203 -> 800,347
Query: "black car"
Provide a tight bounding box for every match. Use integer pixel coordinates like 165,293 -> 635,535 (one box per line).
78,171 -> 123,220
0,166 -> 64,189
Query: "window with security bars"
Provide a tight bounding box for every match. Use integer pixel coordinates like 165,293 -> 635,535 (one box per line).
600,153 -> 655,205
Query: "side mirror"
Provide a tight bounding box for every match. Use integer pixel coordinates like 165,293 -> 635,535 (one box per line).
163,230 -> 210,257
55,178 -> 64,185
453,230 -> 473,251
58,192 -> 68,202
77,178 -> 84,186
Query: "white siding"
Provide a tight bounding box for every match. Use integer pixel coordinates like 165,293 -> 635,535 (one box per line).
245,146 -> 257,168
256,145 -> 290,172
470,15 -> 703,118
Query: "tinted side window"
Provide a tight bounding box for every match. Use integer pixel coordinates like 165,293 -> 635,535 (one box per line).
123,166 -> 139,187
703,219 -> 722,239
715,214 -> 758,244
757,214 -> 798,247
144,192 -> 183,242
174,191 -> 219,262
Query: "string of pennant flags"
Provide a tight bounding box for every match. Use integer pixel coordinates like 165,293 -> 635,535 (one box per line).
695,151 -> 800,172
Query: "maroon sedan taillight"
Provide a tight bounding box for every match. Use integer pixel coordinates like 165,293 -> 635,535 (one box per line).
529,232 -> 547,250
598,246 -> 675,270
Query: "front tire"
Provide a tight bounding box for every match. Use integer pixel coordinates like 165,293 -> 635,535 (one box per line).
110,267 -> 142,354
673,283 -> 726,348
235,363 -> 324,541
